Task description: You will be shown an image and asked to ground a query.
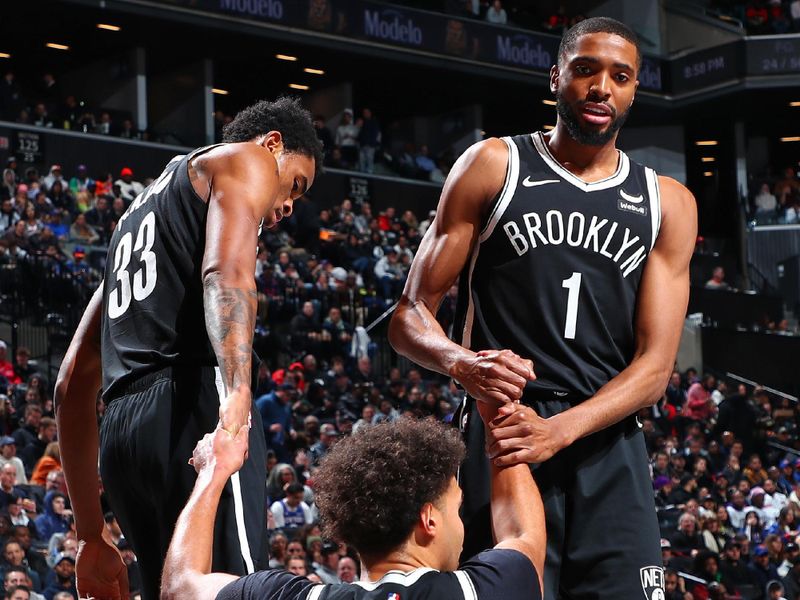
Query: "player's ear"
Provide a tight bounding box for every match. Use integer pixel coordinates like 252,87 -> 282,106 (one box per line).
418,502 -> 437,538
549,64 -> 559,95
262,131 -> 284,153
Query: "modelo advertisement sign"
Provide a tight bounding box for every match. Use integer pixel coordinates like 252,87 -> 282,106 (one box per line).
149,0 -> 664,90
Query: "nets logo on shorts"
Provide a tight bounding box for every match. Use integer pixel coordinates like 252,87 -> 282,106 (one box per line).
640,566 -> 665,600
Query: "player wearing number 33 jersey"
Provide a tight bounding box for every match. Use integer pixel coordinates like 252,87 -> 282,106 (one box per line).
55,98 -> 322,600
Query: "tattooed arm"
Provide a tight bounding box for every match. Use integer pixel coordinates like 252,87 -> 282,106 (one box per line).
200,143 -> 279,435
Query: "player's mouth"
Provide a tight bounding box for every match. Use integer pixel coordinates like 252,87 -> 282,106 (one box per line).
580,102 -> 613,126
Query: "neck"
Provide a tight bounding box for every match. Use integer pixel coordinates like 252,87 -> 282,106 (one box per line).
360,542 -> 442,582
544,123 -> 620,171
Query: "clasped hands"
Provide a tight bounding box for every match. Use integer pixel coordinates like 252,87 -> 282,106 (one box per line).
454,349 -> 569,466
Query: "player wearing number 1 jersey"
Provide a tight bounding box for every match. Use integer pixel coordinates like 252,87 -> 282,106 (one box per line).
390,18 -> 697,599
54,97 -> 322,600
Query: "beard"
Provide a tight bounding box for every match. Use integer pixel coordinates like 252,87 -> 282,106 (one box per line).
556,90 -> 631,147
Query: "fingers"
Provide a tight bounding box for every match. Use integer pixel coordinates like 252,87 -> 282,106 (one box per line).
491,404 -> 535,427
492,449 -> 533,468
477,349 -> 536,381
486,436 -> 530,459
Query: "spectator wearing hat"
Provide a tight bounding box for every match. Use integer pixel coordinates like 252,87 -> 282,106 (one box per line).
782,553 -> 800,600
374,247 -> 404,301
42,553 -> 76,600
751,545 -> 781,595
256,384 -> 296,464
67,166 -> 93,196
779,543 -> 800,578
0,438 -> 23,486
720,539 -> 755,591
41,167 -> 64,193
313,541 -> 341,585
309,424 -> 339,467
114,167 -> 143,203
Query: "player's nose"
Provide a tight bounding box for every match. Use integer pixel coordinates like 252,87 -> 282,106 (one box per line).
282,199 -> 294,218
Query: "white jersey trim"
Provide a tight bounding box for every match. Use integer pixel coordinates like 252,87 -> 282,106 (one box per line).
213,367 -> 255,575
464,137 -> 519,349
352,567 -> 439,590
479,136 -> 520,241
531,131 -> 631,192
454,570 -> 478,600
306,584 -> 325,600
644,167 -> 662,250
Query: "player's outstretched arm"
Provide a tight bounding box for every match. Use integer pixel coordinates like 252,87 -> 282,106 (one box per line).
55,282 -> 130,600
389,139 -> 534,406
488,177 -> 697,465
161,426 -> 248,600
201,144 -> 277,436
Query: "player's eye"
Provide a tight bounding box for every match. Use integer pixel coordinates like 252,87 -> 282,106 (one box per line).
616,73 -> 630,82
575,65 -> 591,75
292,180 -> 299,192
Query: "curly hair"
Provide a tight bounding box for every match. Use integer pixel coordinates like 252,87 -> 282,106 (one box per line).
313,417 -> 465,558
222,96 -> 324,174
558,16 -> 642,71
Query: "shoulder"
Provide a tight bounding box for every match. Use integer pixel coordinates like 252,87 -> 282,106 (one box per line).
215,569 -> 316,600
656,176 -> 697,216
456,548 -> 541,600
197,143 -> 278,186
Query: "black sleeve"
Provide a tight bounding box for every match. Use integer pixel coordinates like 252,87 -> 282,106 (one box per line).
215,570 -> 319,600
458,548 -> 541,600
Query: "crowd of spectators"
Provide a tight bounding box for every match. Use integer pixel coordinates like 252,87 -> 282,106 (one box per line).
0,158 -> 154,293
712,0 -> 800,34
751,168 -> 800,226
0,71 -> 146,142
645,371 -> 800,599
3,155 -> 800,599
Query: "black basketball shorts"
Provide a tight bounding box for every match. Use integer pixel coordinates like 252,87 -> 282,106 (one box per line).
99,366 -> 268,600
457,395 -> 664,600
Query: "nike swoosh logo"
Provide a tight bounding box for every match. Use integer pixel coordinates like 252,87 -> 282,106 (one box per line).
620,189 -> 644,203
522,177 -> 560,188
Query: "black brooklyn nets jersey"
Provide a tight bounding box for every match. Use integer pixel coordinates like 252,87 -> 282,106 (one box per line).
453,132 -> 662,399
100,145 -> 224,399
216,549 -> 540,600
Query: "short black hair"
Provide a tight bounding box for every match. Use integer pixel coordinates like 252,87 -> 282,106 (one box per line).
286,482 -> 304,495
313,417 -> 465,558
222,96 -> 324,175
558,17 -> 642,71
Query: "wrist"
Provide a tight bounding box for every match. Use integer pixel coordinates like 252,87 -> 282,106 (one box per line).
447,350 -> 477,383
548,412 -> 576,450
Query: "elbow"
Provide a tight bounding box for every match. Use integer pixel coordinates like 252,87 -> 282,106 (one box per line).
160,570 -> 193,600
387,307 -> 407,354
644,364 -> 673,408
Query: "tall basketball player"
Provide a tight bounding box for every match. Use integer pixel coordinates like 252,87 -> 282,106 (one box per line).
55,97 -> 322,600
389,17 -> 696,599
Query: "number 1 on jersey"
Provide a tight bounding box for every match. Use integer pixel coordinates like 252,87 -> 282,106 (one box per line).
561,272 -> 582,340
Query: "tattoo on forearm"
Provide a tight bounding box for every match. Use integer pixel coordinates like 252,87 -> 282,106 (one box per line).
204,281 -> 257,392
